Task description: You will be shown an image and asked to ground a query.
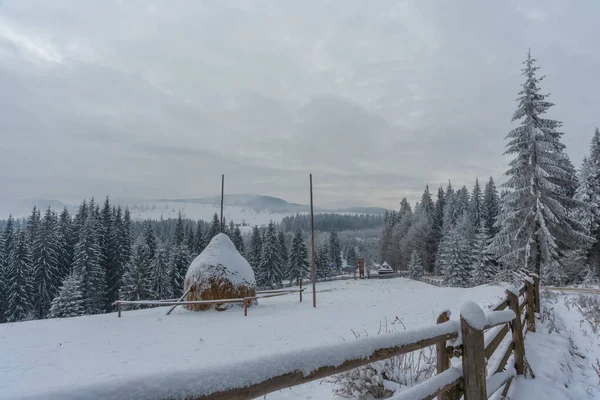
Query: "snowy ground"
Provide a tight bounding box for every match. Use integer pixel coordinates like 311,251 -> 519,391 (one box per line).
0,278 -> 507,400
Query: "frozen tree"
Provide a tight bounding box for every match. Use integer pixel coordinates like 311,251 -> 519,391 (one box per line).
420,185 -> 435,219
329,230 -> 342,272
400,210 -> 433,272
490,51 -> 592,283
49,273 -> 85,319
173,211 -> 185,246
317,245 -> 332,279
209,213 -> 221,239
0,231 -> 5,323
142,222 -> 157,260
150,246 -> 171,299
440,215 -> 472,287
26,206 -> 41,249
470,178 -> 483,228
278,231 -> 289,278
169,244 -> 190,297
194,222 -> 206,256
185,224 -> 195,254
121,243 -> 154,307
105,206 -> 123,308
258,222 -> 283,288
249,226 -> 262,274
5,230 -> 33,322
471,223 -> 497,285
482,177 -> 500,236
72,212 -> 106,315
0,216 -> 15,323
32,207 -> 61,319
408,250 -> 423,279
288,230 -> 310,285
346,246 -> 358,269
57,207 -> 73,280
232,226 -> 245,256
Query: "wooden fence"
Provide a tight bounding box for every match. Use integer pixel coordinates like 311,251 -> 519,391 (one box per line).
190,273 -> 540,400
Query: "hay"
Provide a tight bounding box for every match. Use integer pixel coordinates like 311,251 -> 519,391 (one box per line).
184,277 -> 256,311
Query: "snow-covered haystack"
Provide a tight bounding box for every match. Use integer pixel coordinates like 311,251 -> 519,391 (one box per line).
184,233 -> 256,311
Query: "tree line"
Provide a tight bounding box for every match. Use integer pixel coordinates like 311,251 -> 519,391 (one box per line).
280,213 -> 384,233
382,52 -> 598,287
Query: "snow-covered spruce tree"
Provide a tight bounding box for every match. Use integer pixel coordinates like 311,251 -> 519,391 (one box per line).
121,243 -> 154,308
185,224 -> 195,255
346,246 -> 358,269
278,231 -> 289,280
317,244 -> 331,279
57,207 -> 73,280
249,226 -> 262,274
49,273 -> 84,318
258,222 -> 283,288
232,226 -> 245,256
209,213 -> 221,239
490,51 -> 592,283
32,207 -> 61,319
173,211 -> 185,247
441,215 -> 472,287
408,250 -> 423,279
5,230 -> 33,322
105,206 -> 123,307
150,246 -> 171,299
329,230 -> 342,272
120,208 -> 133,268
0,231 -> 6,323
288,229 -> 310,285
169,244 -> 190,297
72,212 -> 106,315
400,208 -> 432,271
142,221 -> 157,260
26,206 -> 41,249
482,177 -> 500,237
470,178 -> 483,229
0,216 -> 15,323
194,222 -> 206,256
471,223 -> 497,285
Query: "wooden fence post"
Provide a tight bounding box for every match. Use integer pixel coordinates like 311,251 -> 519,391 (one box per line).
525,279 -> 536,333
437,311 -> 461,400
531,273 -> 541,313
244,298 -> 248,317
460,302 -> 487,400
118,302 -> 121,318
506,288 -> 525,375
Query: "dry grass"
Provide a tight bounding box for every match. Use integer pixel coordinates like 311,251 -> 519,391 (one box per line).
183,277 -> 256,311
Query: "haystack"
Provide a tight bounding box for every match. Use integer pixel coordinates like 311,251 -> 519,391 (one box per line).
184,233 -> 256,311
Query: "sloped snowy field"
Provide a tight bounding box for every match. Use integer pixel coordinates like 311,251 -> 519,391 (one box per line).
0,279 -> 507,400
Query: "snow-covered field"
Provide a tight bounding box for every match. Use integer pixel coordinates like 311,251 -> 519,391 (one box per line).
0,278 -> 507,400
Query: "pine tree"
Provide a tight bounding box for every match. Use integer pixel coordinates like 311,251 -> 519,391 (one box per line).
173,211 -> 185,247
232,226 -> 245,256
72,212 -> 106,315
470,178 -> 483,228
150,246 -> 171,299
346,246 -> 358,269
194,222 -> 206,255
142,222 -> 157,260
471,223 -> 497,285
0,230 -> 6,323
316,244 -> 331,279
209,213 -> 221,239
5,230 -> 33,322
258,222 -> 283,288
57,207 -> 73,280
278,231 -> 289,279
26,206 -> 41,249
121,208 -> 133,266
249,226 -> 262,273
329,230 -> 342,272
99,197 -> 113,291
105,206 -> 123,307
121,243 -> 154,307
408,250 -> 423,279
482,177 -> 500,236
185,224 -> 196,255
288,230 -> 309,285
490,51 -> 592,282
0,216 -> 15,323
32,207 -> 61,319
169,244 -> 190,297
71,200 -> 89,246
49,273 -> 85,318
440,225 -> 471,287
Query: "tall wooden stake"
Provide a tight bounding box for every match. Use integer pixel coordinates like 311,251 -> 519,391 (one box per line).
310,174 -> 316,308
220,174 -> 224,233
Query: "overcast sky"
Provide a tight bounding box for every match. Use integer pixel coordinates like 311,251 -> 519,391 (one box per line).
0,0 -> 598,210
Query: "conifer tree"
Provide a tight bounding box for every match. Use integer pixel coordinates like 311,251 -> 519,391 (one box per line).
346,246 -> 358,269
258,222 -> 283,288
0,230 -> 6,323
173,211 -> 185,247
471,223 -> 497,285
317,244 -> 332,279
5,230 -> 33,322
278,231 -> 289,279
194,223 -> 206,256
72,200 -> 88,245
210,213 -> 221,239
26,206 -> 41,249
121,243 -> 154,307
57,207 -> 73,280
408,250 -> 423,279
169,244 -> 190,297
72,212 -> 106,315
105,206 -> 123,307
329,230 -> 342,272
232,226 -> 245,256
0,216 -> 15,323
490,51 -> 591,282
288,230 -> 309,285
438,214 -> 472,287
49,273 -> 85,319
482,177 -> 500,236
249,226 -> 262,273
142,222 -> 157,260
99,197 -> 113,274
469,178 -> 483,228
185,224 -> 195,255
32,207 -> 61,319
121,208 -> 133,265
150,246 -> 171,299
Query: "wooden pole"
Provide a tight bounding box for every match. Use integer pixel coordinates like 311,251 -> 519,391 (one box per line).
118,302 -> 121,318
244,298 -> 248,317
220,174 -> 224,233
166,287 -> 192,316
531,274 -> 541,313
299,281 -> 303,303
506,289 -> 525,375
525,279 -> 536,332
460,306 -> 487,399
436,311 -> 460,400
310,174 -> 316,308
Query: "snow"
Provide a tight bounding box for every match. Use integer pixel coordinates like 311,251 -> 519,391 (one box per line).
506,284 -> 519,297
486,366 -> 515,397
485,310 -> 515,328
460,300 -> 487,330
0,279 -> 506,400
391,367 -> 461,400
185,233 -> 255,287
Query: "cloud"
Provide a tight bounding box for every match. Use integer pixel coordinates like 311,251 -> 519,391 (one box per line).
0,0 -> 597,210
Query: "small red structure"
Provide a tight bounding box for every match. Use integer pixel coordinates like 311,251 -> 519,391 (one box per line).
357,258 -> 365,279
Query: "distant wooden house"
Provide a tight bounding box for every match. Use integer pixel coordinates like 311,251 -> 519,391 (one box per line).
378,261 -> 394,276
